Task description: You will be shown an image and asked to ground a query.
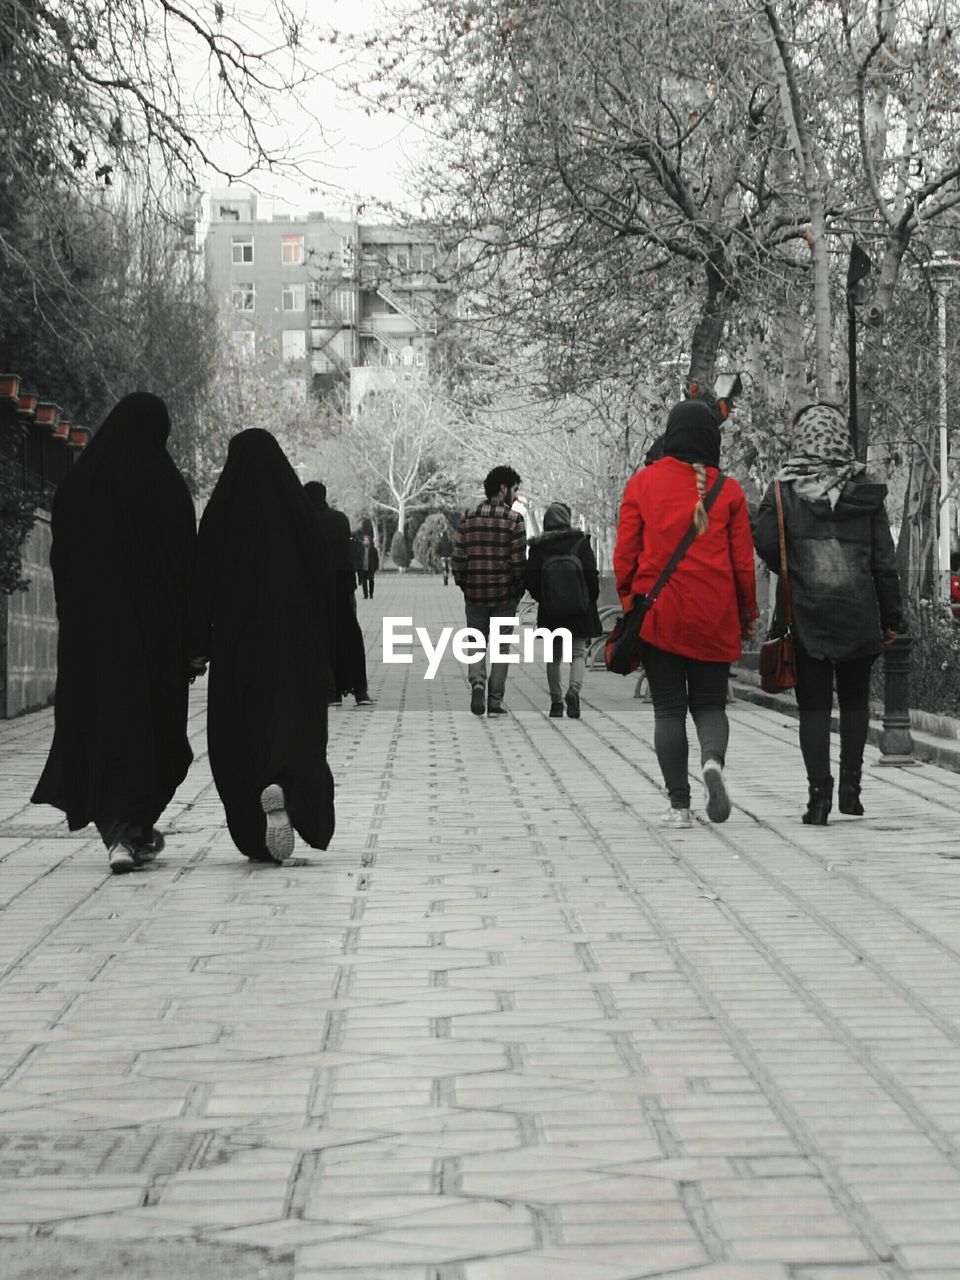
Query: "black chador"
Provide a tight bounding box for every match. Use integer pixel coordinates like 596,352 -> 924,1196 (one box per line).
189,431 -> 336,862
304,482 -> 370,704
31,393 -> 196,873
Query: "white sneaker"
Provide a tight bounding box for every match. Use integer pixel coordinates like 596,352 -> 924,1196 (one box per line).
108,840 -> 140,874
702,760 -> 731,823
260,784 -> 294,863
657,807 -> 693,829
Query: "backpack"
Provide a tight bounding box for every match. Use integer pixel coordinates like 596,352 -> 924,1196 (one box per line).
540,539 -> 591,616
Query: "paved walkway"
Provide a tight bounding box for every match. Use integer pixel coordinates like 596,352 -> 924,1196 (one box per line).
2,576 -> 960,1280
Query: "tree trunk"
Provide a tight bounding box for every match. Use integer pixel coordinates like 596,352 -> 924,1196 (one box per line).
852,225 -> 910,461
686,255 -> 737,390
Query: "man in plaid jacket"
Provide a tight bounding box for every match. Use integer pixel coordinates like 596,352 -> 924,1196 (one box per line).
452,466 -> 526,716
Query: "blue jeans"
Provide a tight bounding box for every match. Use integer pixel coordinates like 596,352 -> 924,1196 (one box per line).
464,601 -> 519,708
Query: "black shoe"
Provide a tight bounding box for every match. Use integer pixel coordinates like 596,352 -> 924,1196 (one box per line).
470,686 -> 486,716
565,689 -> 581,719
134,828 -> 165,862
355,692 -> 375,706
838,766 -> 864,816
802,776 -> 834,825
549,701 -> 564,717
486,704 -> 508,716
328,696 -> 343,707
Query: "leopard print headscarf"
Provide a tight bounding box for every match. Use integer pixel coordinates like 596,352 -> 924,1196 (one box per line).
776,403 -> 866,509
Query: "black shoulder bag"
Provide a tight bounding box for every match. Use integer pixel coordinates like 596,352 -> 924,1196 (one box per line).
605,473 -> 727,676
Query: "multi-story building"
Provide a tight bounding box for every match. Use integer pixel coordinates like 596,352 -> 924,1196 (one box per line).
205,189 -> 448,404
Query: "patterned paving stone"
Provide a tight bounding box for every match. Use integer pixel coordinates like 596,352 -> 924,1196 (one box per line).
2,576 -> 960,1277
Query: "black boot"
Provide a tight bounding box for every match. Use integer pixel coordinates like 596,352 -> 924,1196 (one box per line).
802,776 -> 833,825
838,766 -> 864,816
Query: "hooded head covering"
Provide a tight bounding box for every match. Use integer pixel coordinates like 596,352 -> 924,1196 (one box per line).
663,399 -> 722,468
777,403 -> 865,508
543,501 -> 572,531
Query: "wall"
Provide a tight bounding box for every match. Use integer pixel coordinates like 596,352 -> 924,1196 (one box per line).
1,511 -> 57,717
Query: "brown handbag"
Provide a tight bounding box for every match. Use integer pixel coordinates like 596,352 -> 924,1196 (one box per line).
758,480 -> 798,693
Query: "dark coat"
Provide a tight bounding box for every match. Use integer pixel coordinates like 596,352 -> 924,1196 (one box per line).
188,432 -> 336,858
357,542 -> 380,574
524,529 -> 603,638
754,475 -> 905,662
305,485 -> 368,697
32,394 -> 195,831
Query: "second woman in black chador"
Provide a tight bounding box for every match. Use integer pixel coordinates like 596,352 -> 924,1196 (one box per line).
189,430 -> 336,862
31,393 -> 196,874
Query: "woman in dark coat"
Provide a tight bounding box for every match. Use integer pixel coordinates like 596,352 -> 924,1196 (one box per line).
32,393 -> 196,874
754,402 -> 906,824
188,431 -> 336,862
524,502 -> 603,719
304,482 -> 372,706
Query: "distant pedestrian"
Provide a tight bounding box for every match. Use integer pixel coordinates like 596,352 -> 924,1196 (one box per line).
524,502 -> 602,719
452,466 -> 526,716
32,393 -> 196,874
188,431 -> 336,863
614,400 -> 758,827
305,483 -> 374,707
357,533 -> 380,599
438,528 -> 455,586
754,402 -> 905,824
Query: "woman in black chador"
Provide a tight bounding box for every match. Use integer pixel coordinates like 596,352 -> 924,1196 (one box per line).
304,482 -> 372,706
189,430 -> 336,863
32,393 -> 196,874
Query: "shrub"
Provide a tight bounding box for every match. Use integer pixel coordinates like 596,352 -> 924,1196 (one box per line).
412,512 -> 456,572
870,602 -> 960,718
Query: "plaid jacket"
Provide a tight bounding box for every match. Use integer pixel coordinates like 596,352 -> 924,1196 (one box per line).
452,498 -> 527,609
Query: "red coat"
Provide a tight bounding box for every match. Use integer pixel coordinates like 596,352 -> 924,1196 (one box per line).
613,457 -> 758,663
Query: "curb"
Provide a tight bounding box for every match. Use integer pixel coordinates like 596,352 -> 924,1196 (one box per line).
730,671 -> 960,775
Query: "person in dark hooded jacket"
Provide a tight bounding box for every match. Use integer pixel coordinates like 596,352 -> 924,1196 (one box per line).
304,483 -> 373,706
754,402 -> 906,825
32,393 -> 196,875
524,502 -> 603,718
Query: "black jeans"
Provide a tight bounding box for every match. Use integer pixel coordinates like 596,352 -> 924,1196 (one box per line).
643,644 -> 731,809
358,570 -> 375,598
96,819 -> 150,850
794,642 -> 876,779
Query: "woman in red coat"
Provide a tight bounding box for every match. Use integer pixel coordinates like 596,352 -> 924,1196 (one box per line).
614,400 -> 758,827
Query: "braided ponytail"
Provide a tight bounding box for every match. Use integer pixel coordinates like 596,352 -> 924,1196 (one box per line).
692,463 -> 709,535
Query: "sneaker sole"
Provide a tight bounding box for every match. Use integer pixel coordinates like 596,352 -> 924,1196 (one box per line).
260,785 -> 294,863
109,850 -> 138,875
703,764 -> 731,823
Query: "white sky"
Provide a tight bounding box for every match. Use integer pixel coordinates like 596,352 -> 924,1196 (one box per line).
199,0 -> 428,220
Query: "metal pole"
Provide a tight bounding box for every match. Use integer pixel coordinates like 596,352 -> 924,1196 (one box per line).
848,301 -> 858,455
938,283 -> 951,602
877,635 -> 917,766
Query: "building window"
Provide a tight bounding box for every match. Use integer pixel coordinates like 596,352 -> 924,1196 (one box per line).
231,331 -> 256,360
231,238 -> 254,264
282,329 -> 306,361
394,247 -> 410,271
340,236 -> 355,276
282,284 -> 305,312
331,287 -> 355,324
414,351 -> 426,367
232,282 -> 255,312
282,234 -> 304,265
410,244 -> 435,272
